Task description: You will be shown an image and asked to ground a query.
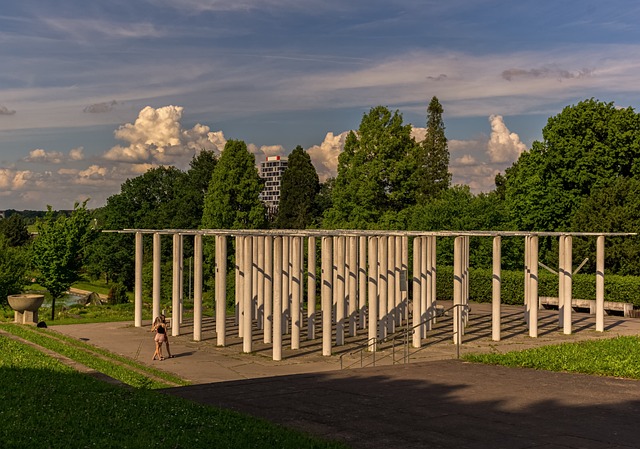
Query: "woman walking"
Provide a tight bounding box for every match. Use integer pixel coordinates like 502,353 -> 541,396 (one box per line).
151,316 -> 167,360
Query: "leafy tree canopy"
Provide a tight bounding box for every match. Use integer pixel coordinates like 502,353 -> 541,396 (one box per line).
324,106 -> 419,229
202,139 -> 266,229
0,235 -> 29,305
504,99 -> 640,231
32,201 -> 96,319
0,214 -> 31,247
570,177 -> 640,275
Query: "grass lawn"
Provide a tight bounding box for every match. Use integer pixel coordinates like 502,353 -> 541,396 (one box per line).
464,336 -> 640,379
0,334 -> 348,449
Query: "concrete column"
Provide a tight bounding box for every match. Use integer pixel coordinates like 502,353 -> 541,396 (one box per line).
237,236 -> 243,336
193,234 -> 203,341
412,237 -> 422,348
291,236 -> 302,349
178,234 -> 184,325
401,235 -> 409,324
172,233 -> 181,336
257,236 -> 265,331
453,236 -> 462,345
134,232 -> 143,327
335,236 -> 346,346
395,236 -> 402,327
378,236 -> 388,340
264,236 -> 273,344
321,236 -> 333,356
492,236 -> 501,342
596,235 -> 605,332
463,236 -> 470,328
307,236 -> 316,340
273,236 -> 283,361
420,235 -> 429,336
348,235 -> 358,336
234,235 -> 244,332
242,234 -> 253,353
215,235 -> 227,346
524,235 -> 530,327
529,235 -> 539,338
386,236 -> 396,334
430,236 -> 437,325
152,232 -> 161,322
558,235 -> 565,328
367,236 -> 379,351
563,235 -> 573,335
358,236 -> 367,330
252,236 -> 258,322
282,236 -> 290,334
331,236 -> 339,312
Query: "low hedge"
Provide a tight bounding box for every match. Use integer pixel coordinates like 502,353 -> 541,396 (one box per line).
434,267 -> 640,308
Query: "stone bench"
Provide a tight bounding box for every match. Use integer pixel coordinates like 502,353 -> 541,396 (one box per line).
538,296 -> 634,317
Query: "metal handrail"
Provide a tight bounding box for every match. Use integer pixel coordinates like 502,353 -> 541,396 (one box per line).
339,302 -> 469,369
392,303 -> 469,363
339,337 -> 379,369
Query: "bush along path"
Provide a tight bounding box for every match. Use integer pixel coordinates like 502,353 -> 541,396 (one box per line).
0,323 -> 188,389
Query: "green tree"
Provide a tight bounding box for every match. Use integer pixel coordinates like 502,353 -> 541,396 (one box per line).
274,146 -> 320,229
32,201 -> 95,320
570,177 -> 640,275
408,186 -> 515,268
324,106 -> 419,229
415,96 -> 451,201
178,149 -> 218,229
85,167 -> 188,289
0,214 -> 31,247
202,140 -> 266,229
314,178 -> 334,228
86,154 -> 218,289
0,235 -> 29,305
504,99 -> 640,231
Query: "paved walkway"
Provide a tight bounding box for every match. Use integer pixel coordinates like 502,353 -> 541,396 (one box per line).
53,303 -> 640,448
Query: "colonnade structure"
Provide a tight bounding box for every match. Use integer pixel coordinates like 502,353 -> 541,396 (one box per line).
116,229 -> 634,361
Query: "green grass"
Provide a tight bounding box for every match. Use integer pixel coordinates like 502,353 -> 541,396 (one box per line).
0,335 -> 348,449
0,323 -> 187,388
464,336 -> 640,379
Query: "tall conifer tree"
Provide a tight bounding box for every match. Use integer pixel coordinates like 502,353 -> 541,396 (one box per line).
416,96 -> 451,200
274,146 -> 320,229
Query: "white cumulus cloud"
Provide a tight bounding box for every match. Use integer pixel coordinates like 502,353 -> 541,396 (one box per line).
0,168 -> 33,191
103,105 -> 225,166
24,149 -> 64,164
69,147 -> 85,161
487,115 -> 527,163
307,131 -> 349,181
447,115 -> 527,192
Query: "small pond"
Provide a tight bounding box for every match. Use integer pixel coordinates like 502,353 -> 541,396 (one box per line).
39,293 -> 87,308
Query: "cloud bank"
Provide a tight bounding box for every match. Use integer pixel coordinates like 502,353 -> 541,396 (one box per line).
0,105 -> 526,210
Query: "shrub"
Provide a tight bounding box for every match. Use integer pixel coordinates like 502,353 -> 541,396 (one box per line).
107,283 -> 129,305
434,266 -> 640,307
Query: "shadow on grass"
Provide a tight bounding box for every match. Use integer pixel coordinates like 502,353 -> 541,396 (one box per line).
0,365 -> 346,449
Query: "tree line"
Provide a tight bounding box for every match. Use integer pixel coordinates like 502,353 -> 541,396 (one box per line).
3,97 -> 640,312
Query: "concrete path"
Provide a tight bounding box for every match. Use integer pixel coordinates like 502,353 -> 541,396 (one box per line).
52,302 -> 640,448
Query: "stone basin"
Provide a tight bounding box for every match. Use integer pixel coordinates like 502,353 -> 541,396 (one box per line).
8,294 -> 45,324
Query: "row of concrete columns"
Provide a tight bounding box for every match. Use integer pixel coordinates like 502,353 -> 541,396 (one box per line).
129,230 -> 617,361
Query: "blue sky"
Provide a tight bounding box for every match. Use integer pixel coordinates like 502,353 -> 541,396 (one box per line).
2,0 -> 640,210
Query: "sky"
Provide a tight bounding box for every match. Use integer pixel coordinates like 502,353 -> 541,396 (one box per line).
2,0 -> 640,211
